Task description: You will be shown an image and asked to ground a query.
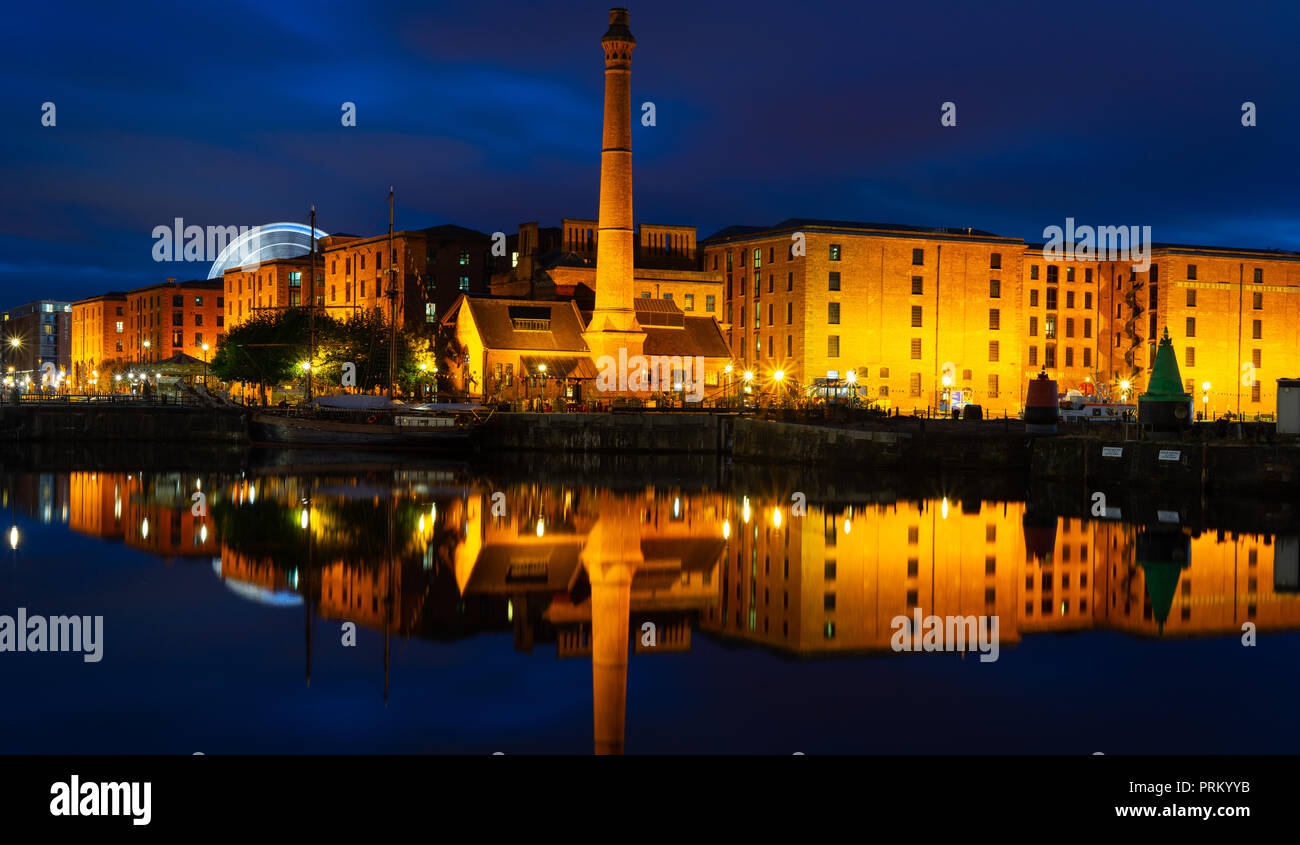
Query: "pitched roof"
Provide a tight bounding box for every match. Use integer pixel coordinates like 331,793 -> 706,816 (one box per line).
643,315 -> 731,359
461,297 -> 589,352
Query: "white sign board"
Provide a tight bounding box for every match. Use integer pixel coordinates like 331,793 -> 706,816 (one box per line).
1102,446 -> 1123,458
1158,450 -> 1181,461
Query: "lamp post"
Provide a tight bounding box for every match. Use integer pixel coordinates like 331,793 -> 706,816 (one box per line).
941,374 -> 953,415
724,362 -> 733,408
201,343 -> 210,390
846,368 -> 857,407
773,369 -> 785,407
742,369 -> 754,409
1201,381 -> 1211,421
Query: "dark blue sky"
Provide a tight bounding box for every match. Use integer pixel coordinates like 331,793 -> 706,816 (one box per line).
2,0 -> 1298,305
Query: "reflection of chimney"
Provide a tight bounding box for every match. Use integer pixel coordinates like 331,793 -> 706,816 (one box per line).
584,8 -> 645,360
581,495 -> 643,755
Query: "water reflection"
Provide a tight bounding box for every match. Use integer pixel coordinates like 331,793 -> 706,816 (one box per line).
10,469 -> 1300,753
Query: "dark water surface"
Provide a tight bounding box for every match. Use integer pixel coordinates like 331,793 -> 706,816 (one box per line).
2,451 -> 1298,754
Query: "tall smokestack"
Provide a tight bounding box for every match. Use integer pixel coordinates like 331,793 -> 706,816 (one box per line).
585,8 -> 645,356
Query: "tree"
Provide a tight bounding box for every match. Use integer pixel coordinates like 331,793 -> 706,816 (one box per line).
210,310 -> 313,404
315,307 -> 421,394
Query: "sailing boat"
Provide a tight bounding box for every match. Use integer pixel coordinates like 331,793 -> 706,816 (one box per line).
250,191 -> 492,448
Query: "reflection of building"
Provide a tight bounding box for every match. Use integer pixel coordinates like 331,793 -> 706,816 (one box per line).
706,496 -> 1023,651
67,471 -> 217,560
702,496 -> 1300,651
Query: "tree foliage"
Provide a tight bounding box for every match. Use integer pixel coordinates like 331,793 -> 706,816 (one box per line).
211,307 -> 426,398
210,310 -> 312,399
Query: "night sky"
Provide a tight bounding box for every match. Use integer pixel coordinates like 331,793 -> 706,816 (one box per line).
2,0 -> 1297,305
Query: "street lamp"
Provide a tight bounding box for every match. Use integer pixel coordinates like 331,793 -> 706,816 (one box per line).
1202,381 -> 1211,420
742,369 -> 754,408
201,343 -> 210,390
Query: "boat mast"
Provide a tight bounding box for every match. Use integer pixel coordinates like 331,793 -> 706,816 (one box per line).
307,206 -> 316,403
387,187 -> 396,401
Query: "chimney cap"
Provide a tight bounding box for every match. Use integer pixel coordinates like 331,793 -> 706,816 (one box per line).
603,8 -> 635,43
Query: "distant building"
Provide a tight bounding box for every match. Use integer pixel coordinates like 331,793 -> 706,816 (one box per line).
2,299 -> 72,381
489,221 -> 726,323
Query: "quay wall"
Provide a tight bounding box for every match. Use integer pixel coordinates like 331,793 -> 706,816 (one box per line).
0,404 -> 248,443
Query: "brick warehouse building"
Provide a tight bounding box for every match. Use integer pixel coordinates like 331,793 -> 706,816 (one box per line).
223,256 -> 316,326
1109,245 -> 1300,418
121,279 -> 225,367
700,220 -> 1031,415
70,291 -> 127,387
316,224 -> 496,333
700,219 -> 1300,416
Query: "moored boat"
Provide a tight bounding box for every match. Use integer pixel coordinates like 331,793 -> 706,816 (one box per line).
251,397 -> 491,448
